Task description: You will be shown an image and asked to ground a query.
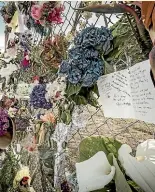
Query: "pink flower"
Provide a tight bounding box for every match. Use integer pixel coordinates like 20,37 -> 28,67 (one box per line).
47,5 -> 64,24
31,4 -> 43,20
21,52 -> 30,69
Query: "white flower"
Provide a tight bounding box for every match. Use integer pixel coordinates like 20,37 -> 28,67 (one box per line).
118,139 -> 155,192
76,151 -> 115,192
45,76 -> 66,101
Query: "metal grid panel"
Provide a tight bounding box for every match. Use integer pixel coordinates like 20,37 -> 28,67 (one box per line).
48,2 -> 155,191
2,2 -> 154,192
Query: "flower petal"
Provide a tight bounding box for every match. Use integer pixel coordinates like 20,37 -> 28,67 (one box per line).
136,139 -> 155,164
76,151 -> 115,192
118,144 -> 155,192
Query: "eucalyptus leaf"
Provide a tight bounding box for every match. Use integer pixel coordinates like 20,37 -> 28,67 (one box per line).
113,156 -> 132,192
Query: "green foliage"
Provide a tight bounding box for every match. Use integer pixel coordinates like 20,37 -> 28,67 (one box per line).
0,151 -> 20,191
78,136 -> 122,162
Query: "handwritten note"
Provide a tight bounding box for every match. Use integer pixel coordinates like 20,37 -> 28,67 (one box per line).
97,60 -> 155,123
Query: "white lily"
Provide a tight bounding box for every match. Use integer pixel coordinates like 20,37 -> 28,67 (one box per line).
76,151 -> 115,192
118,139 -> 155,192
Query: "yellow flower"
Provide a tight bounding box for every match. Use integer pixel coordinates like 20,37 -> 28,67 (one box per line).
13,166 -> 31,188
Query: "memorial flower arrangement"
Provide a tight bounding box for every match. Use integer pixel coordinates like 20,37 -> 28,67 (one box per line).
31,2 -> 64,26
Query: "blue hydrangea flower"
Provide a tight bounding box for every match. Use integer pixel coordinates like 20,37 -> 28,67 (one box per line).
68,67 -> 82,84
59,60 -> 71,74
30,84 -> 53,109
82,59 -> 103,87
74,26 -> 113,55
59,26 -> 113,87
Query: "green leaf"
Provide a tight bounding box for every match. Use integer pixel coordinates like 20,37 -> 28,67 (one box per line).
60,110 -> 72,125
79,136 -> 122,162
113,156 -> 132,192
88,91 -> 99,107
71,95 -> 87,105
65,82 -> 81,97
92,84 -> 99,97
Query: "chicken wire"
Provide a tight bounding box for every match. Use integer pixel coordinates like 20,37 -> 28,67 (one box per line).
2,1 -> 155,192
47,1 -> 155,191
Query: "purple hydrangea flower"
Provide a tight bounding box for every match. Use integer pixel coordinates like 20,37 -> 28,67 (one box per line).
30,84 -> 53,109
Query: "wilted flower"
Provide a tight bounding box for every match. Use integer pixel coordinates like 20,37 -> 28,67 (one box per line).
40,113 -> 55,124
59,26 -> 113,87
31,4 -> 43,20
30,84 -> 53,109
74,26 -> 113,55
59,46 -> 104,87
46,5 -> 64,24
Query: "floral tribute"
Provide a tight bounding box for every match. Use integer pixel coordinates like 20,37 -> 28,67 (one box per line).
31,1 -> 64,26
59,26 -> 113,87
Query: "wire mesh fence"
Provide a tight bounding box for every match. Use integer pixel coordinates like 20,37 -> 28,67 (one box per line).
45,2 -> 155,191
1,1 -> 154,192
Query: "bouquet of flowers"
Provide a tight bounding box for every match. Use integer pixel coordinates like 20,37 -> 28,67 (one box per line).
31,1 -> 64,26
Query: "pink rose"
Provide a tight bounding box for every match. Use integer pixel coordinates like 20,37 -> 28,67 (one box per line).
31,5 -> 43,20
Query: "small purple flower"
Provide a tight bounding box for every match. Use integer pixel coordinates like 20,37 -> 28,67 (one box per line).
30,84 -> 53,109
0,108 -> 10,136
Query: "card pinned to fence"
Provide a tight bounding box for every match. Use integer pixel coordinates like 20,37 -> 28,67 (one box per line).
97,60 -> 155,123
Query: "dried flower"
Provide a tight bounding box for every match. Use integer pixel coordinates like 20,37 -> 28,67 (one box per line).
31,4 -> 43,20
30,84 -> 53,109
59,46 -> 104,87
74,26 -> 113,55
46,5 -> 64,24
40,113 -> 55,124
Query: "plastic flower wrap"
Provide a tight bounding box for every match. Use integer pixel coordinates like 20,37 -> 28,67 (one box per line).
15,30 -> 33,51
45,76 -> 66,102
0,108 -> 10,136
59,46 -> 104,87
16,83 -> 31,99
21,134 -> 37,152
74,26 -> 113,55
30,83 -> 53,109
